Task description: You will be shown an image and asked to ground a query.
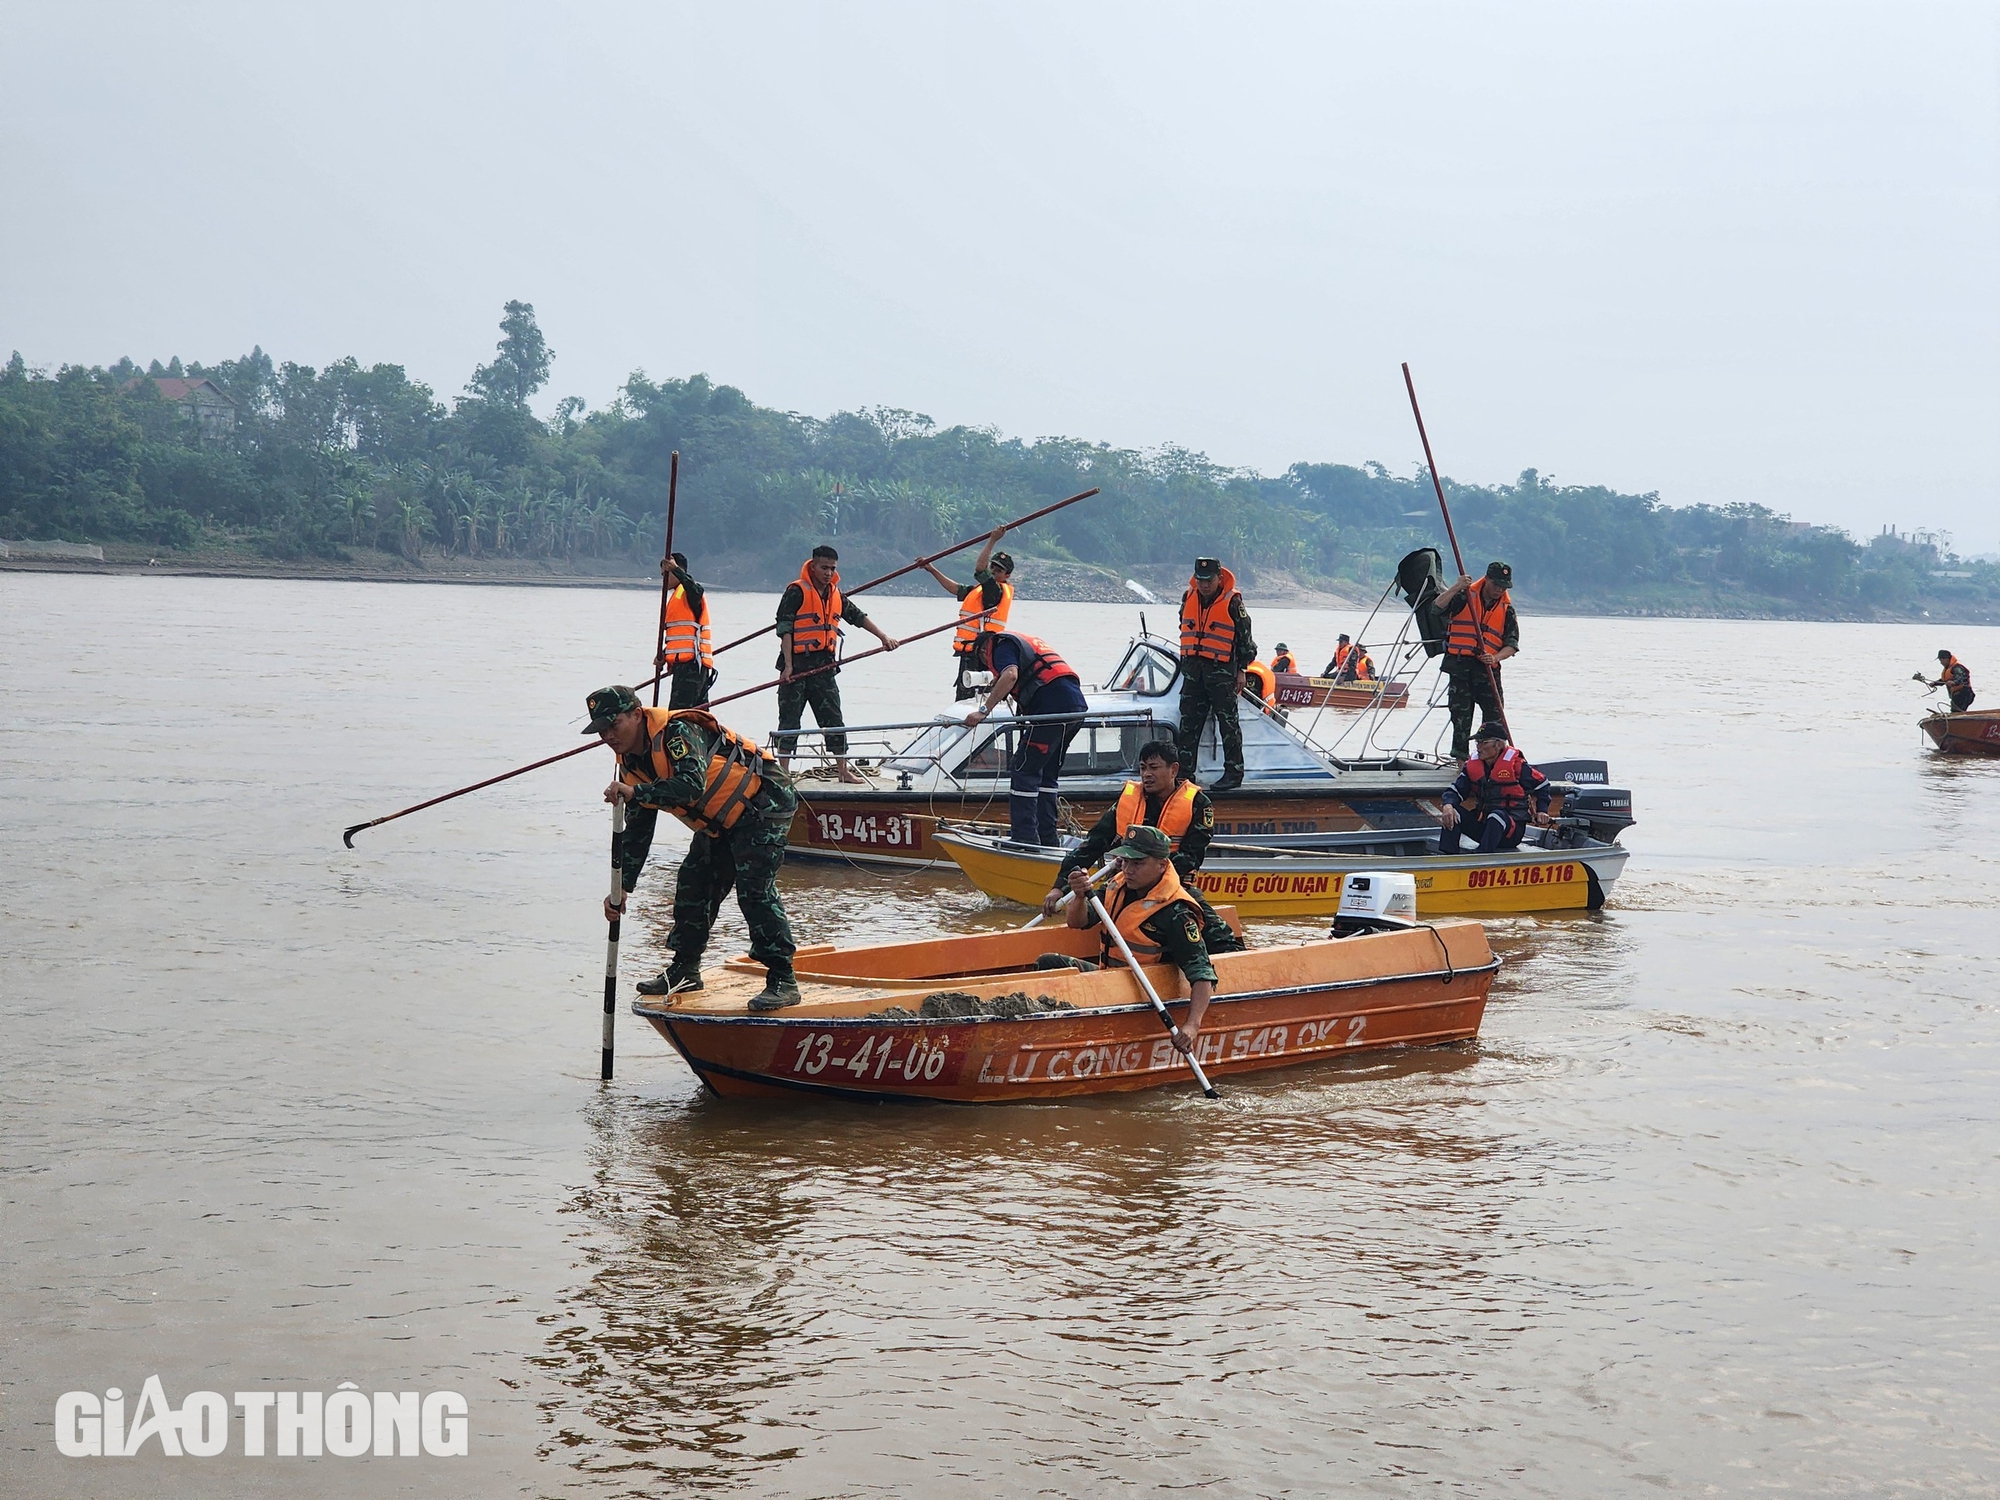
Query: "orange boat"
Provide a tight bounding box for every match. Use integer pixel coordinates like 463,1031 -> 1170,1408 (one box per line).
1921,709 -> 2000,757
1274,672 -> 1410,710
630,919 -> 1496,1102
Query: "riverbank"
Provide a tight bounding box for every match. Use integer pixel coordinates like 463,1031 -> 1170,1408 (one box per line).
6,544 -> 1997,623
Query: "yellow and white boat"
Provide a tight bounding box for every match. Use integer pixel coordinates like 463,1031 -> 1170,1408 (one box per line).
932,820 -> 1628,917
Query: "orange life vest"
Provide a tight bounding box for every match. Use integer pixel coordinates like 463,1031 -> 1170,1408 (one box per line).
789,562 -> 843,655
953,578 -> 1014,651
1178,567 -> 1240,663
1114,780 -> 1198,844
976,631 -> 1079,702
1446,585 -> 1511,659
1099,862 -> 1199,969
1243,660 -> 1276,706
1349,652 -> 1375,681
1271,651 -> 1295,674
1941,654 -> 1970,688
660,585 -> 713,668
1463,745 -> 1531,819
620,707 -> 771,838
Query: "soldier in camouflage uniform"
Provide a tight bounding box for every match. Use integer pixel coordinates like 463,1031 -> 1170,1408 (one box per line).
586,685 -> 802,1011
1177,557 -> 1257,792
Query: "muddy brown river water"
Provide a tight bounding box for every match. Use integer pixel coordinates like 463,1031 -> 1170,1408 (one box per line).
3,573 -> 1997,1497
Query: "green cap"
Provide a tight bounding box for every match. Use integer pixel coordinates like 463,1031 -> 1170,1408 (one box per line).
583,685 -> 641,734
1473,720 -> 1510,742
1485,560 -> 1513,586
1108,825 -> 1174,861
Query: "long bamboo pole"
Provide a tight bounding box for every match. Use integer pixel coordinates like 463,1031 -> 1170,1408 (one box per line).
602,799 -> 625,1080
650,451 -> 680,707
703,486 -> 1098,661
1400,363 -> 1512,745
339,609 -> 984,846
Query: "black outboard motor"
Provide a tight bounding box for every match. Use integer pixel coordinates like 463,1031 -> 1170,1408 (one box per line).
1537,758 -> 1636,844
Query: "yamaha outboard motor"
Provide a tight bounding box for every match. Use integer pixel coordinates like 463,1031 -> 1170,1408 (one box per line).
1537,758 -> 1637,844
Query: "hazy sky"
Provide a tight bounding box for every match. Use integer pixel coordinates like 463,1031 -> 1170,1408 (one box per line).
5,3 -> 1997,548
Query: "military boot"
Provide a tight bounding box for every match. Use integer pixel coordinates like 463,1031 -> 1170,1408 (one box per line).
636,961 -> 703,997
748,968 -> 802,1012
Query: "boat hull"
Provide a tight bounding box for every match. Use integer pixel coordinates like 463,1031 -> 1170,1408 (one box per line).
1275,672 -> 1410,710
933,823 -> 1625,915
1921,710 -> 2000,757
633,923 -> 1496,1103
786,784 -> 1446,869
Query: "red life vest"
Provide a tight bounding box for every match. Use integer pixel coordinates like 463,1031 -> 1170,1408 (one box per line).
953,579 -> 1013,651
1179,568 -> 1241,663
789,562 -> 843,655
660,585 -> 713,668
976,631 -> 1078,702
1114,780 -> 1198,843
1463,745 -> 1531,819
1446,585 -> 1510,658
620,707 -> 771,838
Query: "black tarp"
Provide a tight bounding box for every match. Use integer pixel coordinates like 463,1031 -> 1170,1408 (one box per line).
1396,547 -> 1449,657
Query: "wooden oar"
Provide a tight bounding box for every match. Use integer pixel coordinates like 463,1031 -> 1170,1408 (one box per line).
340,610 -> 979,846
1090,889 -> 1221,1099
1401,363 -> 1512,745
602,800 -> 625,1081
702,487 -> 1099,661
650,450 -> 680,708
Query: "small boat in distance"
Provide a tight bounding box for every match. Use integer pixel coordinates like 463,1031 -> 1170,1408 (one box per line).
1921,708 -> 2000,758
1274,671 -> 1411,711
631,919 -> 1497,1103
932,820 -> 1629,915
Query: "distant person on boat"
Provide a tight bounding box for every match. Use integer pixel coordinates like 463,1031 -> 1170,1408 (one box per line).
655,552 -> 715,709
1436,561 -> 1519,760
1058,825 -> 1219,1056
1323,635 -> 1352,678
586,685 -> 803,1012
774,545 -> 900,784
1335,643 -> 1376,683
962,629 -> 1089,847
920,524 -> 1014,701
1271,643 -> 1297,675
1178,556 -> 1257,793
1923,650 -> 1976,712
1243,659 -> 1277,709
1437,721 -> 1553,855
1044,738 -> 1245,954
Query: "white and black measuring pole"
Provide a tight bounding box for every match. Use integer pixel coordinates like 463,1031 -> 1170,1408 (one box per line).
602,799 -> 626,1081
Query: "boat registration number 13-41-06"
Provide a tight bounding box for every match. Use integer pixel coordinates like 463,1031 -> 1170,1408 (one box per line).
808,812 -> 922,848
785,1030 -> 953,1083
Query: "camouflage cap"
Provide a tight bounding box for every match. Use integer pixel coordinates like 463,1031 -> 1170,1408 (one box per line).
583,685 -> 641,734
1485,560 -> 1513,586
1108,825 -> 1174,861
990,550 -> 1014,574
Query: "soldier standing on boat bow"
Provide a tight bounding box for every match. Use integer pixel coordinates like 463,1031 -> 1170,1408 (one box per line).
1922,650 -> 1976,712
1059,825 -> 1218,1056
1178,557 -> 1257,792
920,525 -> 1014,700
1436,560 -> 1519,761
656,552 -> 714,709
774,545 -> 900,784
1045,737 -> 1245,954
1437,721 -> 1553,855
587,685 -> 803,1011
962,628 -> 1089,846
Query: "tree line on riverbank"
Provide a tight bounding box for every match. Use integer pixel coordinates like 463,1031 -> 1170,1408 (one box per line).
4,301 -> 1994,616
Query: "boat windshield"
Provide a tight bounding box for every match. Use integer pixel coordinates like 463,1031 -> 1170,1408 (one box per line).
952,718 -> 1157,781
1105,639 -> 1180,697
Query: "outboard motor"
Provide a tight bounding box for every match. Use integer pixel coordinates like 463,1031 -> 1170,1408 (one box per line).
1536,758 -> 1637,844
1330,872 -> 1420,938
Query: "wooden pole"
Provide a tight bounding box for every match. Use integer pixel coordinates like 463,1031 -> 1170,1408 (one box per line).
603,799 -> 625,1080
1400,362 -> 1512,744
650,451 -> 680,708
704,487 -> 1099,661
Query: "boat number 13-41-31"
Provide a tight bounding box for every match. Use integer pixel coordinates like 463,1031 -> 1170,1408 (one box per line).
812,813 -> 920,848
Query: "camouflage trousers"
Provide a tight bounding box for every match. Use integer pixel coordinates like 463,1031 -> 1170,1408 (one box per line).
1178,658 -> 1244,779
775,659 -> 849,756
667,778 -> 798,976
1444,657 -> 1505,761
665,661 -> 714,710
